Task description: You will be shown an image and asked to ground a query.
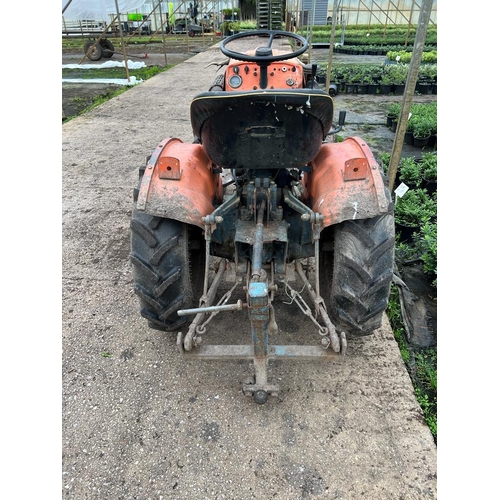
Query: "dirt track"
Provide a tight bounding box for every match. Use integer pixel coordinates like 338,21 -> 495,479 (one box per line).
62,37 -> 437,499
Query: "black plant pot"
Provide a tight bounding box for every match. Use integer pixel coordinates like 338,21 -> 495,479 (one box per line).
393,84 -> 405,95
379,84 -> 393,95
423,179 -> 437,195
413,134 -> 431,147
387,114 -> 396,127
345,83 -> 356,94
356,84 -> 368,94
395,221 -> 418,244
416,82 -> 432,95
404,131 -> 414,145
366,83 -> 378,94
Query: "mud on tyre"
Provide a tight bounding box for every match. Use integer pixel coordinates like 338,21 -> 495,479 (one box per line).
320,203 -> 395,337
130,166 -> 204,331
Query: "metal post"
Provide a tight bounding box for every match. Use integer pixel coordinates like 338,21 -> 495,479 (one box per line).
387,0 -> 434,193
158,0 -> 168,65
114,0 -> 130,82
325,0 -> 341,91
307,0 -> 316,63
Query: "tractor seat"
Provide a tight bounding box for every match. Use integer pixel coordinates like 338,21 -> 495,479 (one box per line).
190,89 -> 334,170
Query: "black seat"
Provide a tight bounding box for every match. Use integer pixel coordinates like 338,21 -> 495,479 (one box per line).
190,89 -> 333,170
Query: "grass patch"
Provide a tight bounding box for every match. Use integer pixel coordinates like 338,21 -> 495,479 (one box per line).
62,64 -> 173,81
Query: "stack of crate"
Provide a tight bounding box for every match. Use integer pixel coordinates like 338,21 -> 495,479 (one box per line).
257,1 -> 282,30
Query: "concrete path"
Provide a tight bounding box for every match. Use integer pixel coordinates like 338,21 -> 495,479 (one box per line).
62,36 -> 437,499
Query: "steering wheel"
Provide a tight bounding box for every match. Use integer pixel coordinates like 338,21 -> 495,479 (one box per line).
220,30 -> 308,64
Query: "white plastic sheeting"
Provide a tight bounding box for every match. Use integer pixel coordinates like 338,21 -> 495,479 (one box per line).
62,59 -> 147,85
63,0 -> 148,20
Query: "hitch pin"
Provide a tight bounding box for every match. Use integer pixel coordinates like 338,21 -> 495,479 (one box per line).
178,300 -> 245,316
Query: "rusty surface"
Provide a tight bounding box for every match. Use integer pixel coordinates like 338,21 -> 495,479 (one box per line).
302,136 -> 389,227
137,138 -> 223,228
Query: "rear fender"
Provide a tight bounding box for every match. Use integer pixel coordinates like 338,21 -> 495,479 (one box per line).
136,137 -> 223,228
302,137 -> 389,227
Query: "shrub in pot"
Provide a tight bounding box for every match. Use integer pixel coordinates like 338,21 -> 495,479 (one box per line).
415,220 -> 437,288
421,152 -> 437,193
412,118 -> 433,142
399,156 -> 423,187
421,152 -> 437,183
395,188 -> 436,229
220,21 -> 240,36
387,102 -> 400,126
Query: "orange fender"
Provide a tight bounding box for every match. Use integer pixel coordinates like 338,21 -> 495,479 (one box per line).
136,137 -> 223,228
302,137 -> 390,227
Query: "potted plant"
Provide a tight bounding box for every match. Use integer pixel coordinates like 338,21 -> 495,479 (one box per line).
220,21 -> 240,36
414,220 -> 437,288
399,156 -> 423,187
366,66 -> 382,94
403,115 -> 415,145
387,102 -> 400,127
412,118 -> 433,147
394,188 -> 437,241
222,8 -> 240,20
421,152 -> 437,194
379,72 -> 393,94
387,63 -> 408,94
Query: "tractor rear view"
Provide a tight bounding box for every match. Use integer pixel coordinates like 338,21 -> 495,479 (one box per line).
130,31 -> 395,404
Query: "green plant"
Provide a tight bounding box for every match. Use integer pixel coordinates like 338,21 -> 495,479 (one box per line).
239,20 -> 256,29
395,188 -> 436,227
385,63 -> 408,85
222,7 -> 239,16
412,118 -> 434,139
379,71 -> 393,86
387,285 -> 410,363
377,152 -> 391,174
421,152 -> 437,182
395,240 -> 419,262
418,63 -> 437,82
220,21 -> 240,34
415,386 -> 437,437
399,156 -> 423,186
415,220 -> 437,282
387,102 -> 401,118
386,50 -> 437,64
387,282 -> 437,442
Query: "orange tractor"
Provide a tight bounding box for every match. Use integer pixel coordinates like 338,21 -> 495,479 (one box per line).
130,31 -> 395,403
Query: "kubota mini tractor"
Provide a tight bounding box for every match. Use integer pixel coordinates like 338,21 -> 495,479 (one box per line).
130,31 -> 395,404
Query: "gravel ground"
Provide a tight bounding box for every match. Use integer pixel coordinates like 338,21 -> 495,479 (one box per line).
61,36 -> 437,499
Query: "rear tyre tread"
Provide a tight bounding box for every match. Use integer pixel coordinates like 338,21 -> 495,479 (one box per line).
130,219 -> 157,247
325,209 -> 395,337
130,188 -> 203,332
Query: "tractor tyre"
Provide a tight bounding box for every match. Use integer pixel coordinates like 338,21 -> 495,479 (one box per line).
130,208 -> 204,331
320,198 -> 395,337
84,40 -> 103,61
130,162 -> 204,331
188,29 -> 195,37
101,39 -> 115,58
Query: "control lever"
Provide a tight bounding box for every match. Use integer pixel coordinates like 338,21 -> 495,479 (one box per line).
326,110 -> 346,135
